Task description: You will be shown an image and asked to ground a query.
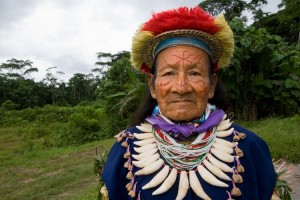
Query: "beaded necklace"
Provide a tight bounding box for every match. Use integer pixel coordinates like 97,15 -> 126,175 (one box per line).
154,127 -> 216,170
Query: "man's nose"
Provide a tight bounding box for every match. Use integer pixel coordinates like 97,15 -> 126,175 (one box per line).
172,73 -> 192,95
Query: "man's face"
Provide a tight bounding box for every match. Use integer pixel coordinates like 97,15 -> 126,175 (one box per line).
148,45 -> 217,122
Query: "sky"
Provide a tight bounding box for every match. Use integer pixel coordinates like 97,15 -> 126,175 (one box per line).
0,0 -> 281,81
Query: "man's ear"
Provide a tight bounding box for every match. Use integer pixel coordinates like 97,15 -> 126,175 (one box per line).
208,73 -> 217,99
147,73 -> 156,99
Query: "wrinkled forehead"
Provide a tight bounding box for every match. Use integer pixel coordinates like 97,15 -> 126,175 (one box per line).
152,45 -> 213,74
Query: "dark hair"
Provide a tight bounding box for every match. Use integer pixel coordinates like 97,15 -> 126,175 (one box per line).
130,57 -> 229,126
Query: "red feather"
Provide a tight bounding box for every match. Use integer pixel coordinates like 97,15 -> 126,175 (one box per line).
142,7 -> 219,35
140,63 -> 151,73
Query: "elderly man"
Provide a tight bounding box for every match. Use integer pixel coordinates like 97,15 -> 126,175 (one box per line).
102,6 -> 276,200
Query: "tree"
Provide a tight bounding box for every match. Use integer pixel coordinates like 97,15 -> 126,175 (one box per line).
0,58 -> 38,79
254,0 -> 300,44
95,51 -> 146,132
42,67 -> 68,106
199,0 -> 247,20
96,51 -> 131,100
67,73 -> 96,105
218,19 -> 300,119
0,59 -> 41,109
198,0 -> 267,22
0,76 -> 9,103
1,100 -> 16,110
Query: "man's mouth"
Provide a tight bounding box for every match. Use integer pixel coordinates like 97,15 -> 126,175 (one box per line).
170,99 -> 192,103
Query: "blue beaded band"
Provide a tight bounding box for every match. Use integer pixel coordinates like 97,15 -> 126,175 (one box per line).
153,37 -> 212,58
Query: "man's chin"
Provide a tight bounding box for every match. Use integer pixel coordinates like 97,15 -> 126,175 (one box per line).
164,108 -> 199,122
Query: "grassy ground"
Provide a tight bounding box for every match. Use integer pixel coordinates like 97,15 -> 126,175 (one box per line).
0,115 -> 299,199
0,127 -> 114,200
237,114 -> 300,163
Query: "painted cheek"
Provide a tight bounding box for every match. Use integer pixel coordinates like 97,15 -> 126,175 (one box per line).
156,79 -> 172,91
158,78 -> 172,86
155,80 -> 172,102
193,79 -> 207,91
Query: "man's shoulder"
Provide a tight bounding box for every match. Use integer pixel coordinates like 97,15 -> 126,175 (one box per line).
232,123 -> 269,148
233,124 -> 260,138
125,126 -> 141,134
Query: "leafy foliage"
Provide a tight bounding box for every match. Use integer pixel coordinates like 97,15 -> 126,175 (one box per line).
0,61 -> 101,108
0,104 -> 111,149
1,100 -> 17,110
96,51 -> 146,131
273,160 -> 293,200
199,0 -> 267,22
218,19 -> 300,119
0,58 -> 37,79
199,0 -> 248,20
254,0 -> 300,44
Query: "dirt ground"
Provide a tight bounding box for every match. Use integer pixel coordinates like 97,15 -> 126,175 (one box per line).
285,163 -> 300,199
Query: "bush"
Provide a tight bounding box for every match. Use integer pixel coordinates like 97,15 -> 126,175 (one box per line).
1,100 -> 17,110
67,107 -> 107,144
1,103 -> 112,150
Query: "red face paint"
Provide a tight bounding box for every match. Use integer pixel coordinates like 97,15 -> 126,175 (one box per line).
150,46 -> 216,122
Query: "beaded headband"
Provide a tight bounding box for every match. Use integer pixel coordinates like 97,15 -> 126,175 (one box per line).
153,37 -> 213,59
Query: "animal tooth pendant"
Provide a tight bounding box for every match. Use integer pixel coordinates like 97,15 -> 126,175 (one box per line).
134,133 -> 154,140
207,154 -> 232,173
133,138 -> 155,146
132,148 -> 157,160
142,165 -> 170,190
132,153 -> 159,168
189,170 -> 211,200
135,159 -> 164,176
175,171 -> 189,200
217,119 -> 232,131
216,128 -> 234,137
212,142 -> 233,154
203,160 -> 231,181
136,124 -> 153,132
152,168 -> 177,195
197,165 -> 228,187
214,138 -> 235,148
211,148 -> 235,163
134,143 -> 157,154
140,123 -> 153,129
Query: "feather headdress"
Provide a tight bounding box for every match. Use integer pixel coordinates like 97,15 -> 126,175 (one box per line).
131,7 -> 234,72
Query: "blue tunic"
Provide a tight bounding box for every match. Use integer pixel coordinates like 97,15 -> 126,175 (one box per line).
102,124 -> 276,200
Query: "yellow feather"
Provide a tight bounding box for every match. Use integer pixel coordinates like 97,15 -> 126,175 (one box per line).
214,14 -> 234,68
131,27 -> 154,70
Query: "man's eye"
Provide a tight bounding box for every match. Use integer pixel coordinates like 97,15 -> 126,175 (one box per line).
163,71 -> 175,76
190,71 -> 201,76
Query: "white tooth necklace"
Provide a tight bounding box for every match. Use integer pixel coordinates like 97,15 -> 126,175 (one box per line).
119,114 -> 246,200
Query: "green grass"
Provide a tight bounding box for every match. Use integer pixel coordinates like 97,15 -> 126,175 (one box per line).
0,115 -> 299,199
237,114 -> 300,163
0,128 -> 114,200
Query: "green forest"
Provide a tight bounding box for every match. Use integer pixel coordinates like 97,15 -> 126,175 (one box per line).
0,0 -> 299,199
